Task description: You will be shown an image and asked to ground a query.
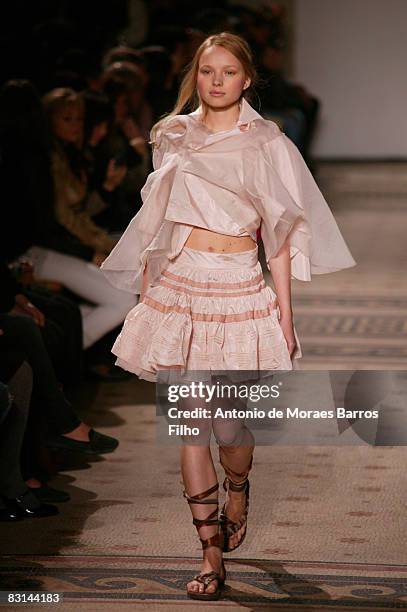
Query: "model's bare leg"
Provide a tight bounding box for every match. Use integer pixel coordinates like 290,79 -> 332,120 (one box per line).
179,393 -> 224,596
212,385 -> 254,551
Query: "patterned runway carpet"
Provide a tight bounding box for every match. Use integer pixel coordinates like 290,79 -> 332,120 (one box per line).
0,162 -> 406,610
1,555 -> 406,610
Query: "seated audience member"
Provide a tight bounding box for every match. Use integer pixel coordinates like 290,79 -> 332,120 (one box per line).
102,61 -> 152,143
253,12 -> 320,163
0,80 -> 137,376
101,46 -> 146,76
0,364 -> 61,520
145,25 -> 190,81
139,46 -> 177,121
40,86 -> 138,351
100,69 -> 151,218
0,261 -> 119,454
82,90 -> 128,231
42,87 -> 116,256
10,261 -> 83,390
0,262 -> 118,520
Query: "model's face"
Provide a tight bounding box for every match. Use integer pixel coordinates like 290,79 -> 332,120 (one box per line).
52,104 -> 83,144
196,46 -> 250,109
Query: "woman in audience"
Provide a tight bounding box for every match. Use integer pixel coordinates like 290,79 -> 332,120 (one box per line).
0,261 -> 119,505
35,86 -> 138,351
42,88 -> 116,258
100,67 -> 152,218
82,90 -> 128,231
0,80 -> 137,379
102,60 -> 153,141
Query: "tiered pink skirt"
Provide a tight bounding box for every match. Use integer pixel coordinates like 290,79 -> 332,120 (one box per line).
112,245 -> 301,382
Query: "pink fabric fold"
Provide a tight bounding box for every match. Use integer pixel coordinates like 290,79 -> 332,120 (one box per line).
101,97 -> 356,295
112,246 -> 300,382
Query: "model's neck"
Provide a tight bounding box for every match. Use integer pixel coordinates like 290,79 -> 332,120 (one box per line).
200,100 -> 241,133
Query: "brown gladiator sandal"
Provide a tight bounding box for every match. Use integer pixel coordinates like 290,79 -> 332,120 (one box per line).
219,449 -> 253,552
220,476 -> 250,553
183,482 -> 226,601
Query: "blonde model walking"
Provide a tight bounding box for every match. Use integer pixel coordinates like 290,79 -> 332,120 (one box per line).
102,32 -> 355,600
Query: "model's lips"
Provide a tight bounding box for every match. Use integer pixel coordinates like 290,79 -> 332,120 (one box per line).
209,91 -> 225,96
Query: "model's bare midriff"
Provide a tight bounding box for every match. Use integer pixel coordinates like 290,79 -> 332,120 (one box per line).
184,227 -> 256,253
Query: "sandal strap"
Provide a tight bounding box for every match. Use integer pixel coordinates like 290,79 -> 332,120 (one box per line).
222,513 -> 248,536
183,482 -> 219,504
192,570 -> 222,586
200,532 -> 223,550
193,507 -> 219,528
184,483 -> 222,551
223,476 -> 250,493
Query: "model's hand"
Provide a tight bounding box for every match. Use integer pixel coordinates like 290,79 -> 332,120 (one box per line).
279,313 -> 297,358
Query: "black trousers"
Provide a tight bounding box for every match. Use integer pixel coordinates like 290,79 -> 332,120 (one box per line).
24,286 -> 83,388
0,362 -> 32,498
0,314 -> 81,435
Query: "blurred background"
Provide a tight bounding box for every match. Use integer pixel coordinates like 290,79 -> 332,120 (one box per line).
2,0 -> 407,158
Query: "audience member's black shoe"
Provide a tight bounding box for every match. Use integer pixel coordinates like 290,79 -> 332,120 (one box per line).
46,428 -> 119,455
6,490 -> 59,518
0,507 -> 22,522
28,484 -> 70,503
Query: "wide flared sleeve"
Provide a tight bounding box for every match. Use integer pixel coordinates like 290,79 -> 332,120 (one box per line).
249,127 -> 356,281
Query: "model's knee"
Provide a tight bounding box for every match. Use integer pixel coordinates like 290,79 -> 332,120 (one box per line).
213,422 -> 245,447
181,420 -> 212,445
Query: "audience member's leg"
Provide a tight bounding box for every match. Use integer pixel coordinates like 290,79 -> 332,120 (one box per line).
0,362 -> 59,518
0,314 -> 80,435
28,247 -> 137,349
25,286 -> 84,387
0,362 -> 32,498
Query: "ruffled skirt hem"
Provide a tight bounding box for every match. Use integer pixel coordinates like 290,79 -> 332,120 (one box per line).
112,246 -> 302,382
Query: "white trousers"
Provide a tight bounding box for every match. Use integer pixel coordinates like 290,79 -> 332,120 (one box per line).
25,247 -> 137,349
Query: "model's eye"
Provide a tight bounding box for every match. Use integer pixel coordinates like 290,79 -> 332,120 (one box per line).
225,71 -> 236,76
200,69 -> 211,74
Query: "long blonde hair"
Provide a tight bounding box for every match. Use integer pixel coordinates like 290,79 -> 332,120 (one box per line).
150,32 -> 258,145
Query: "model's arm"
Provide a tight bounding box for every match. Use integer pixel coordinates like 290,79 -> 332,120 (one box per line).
268,238 -> 297,358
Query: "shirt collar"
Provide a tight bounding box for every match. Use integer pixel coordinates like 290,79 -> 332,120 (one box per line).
188,97 -> 262,131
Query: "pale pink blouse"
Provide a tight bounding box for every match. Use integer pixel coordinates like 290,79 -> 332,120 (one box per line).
101,98 -> 356,294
